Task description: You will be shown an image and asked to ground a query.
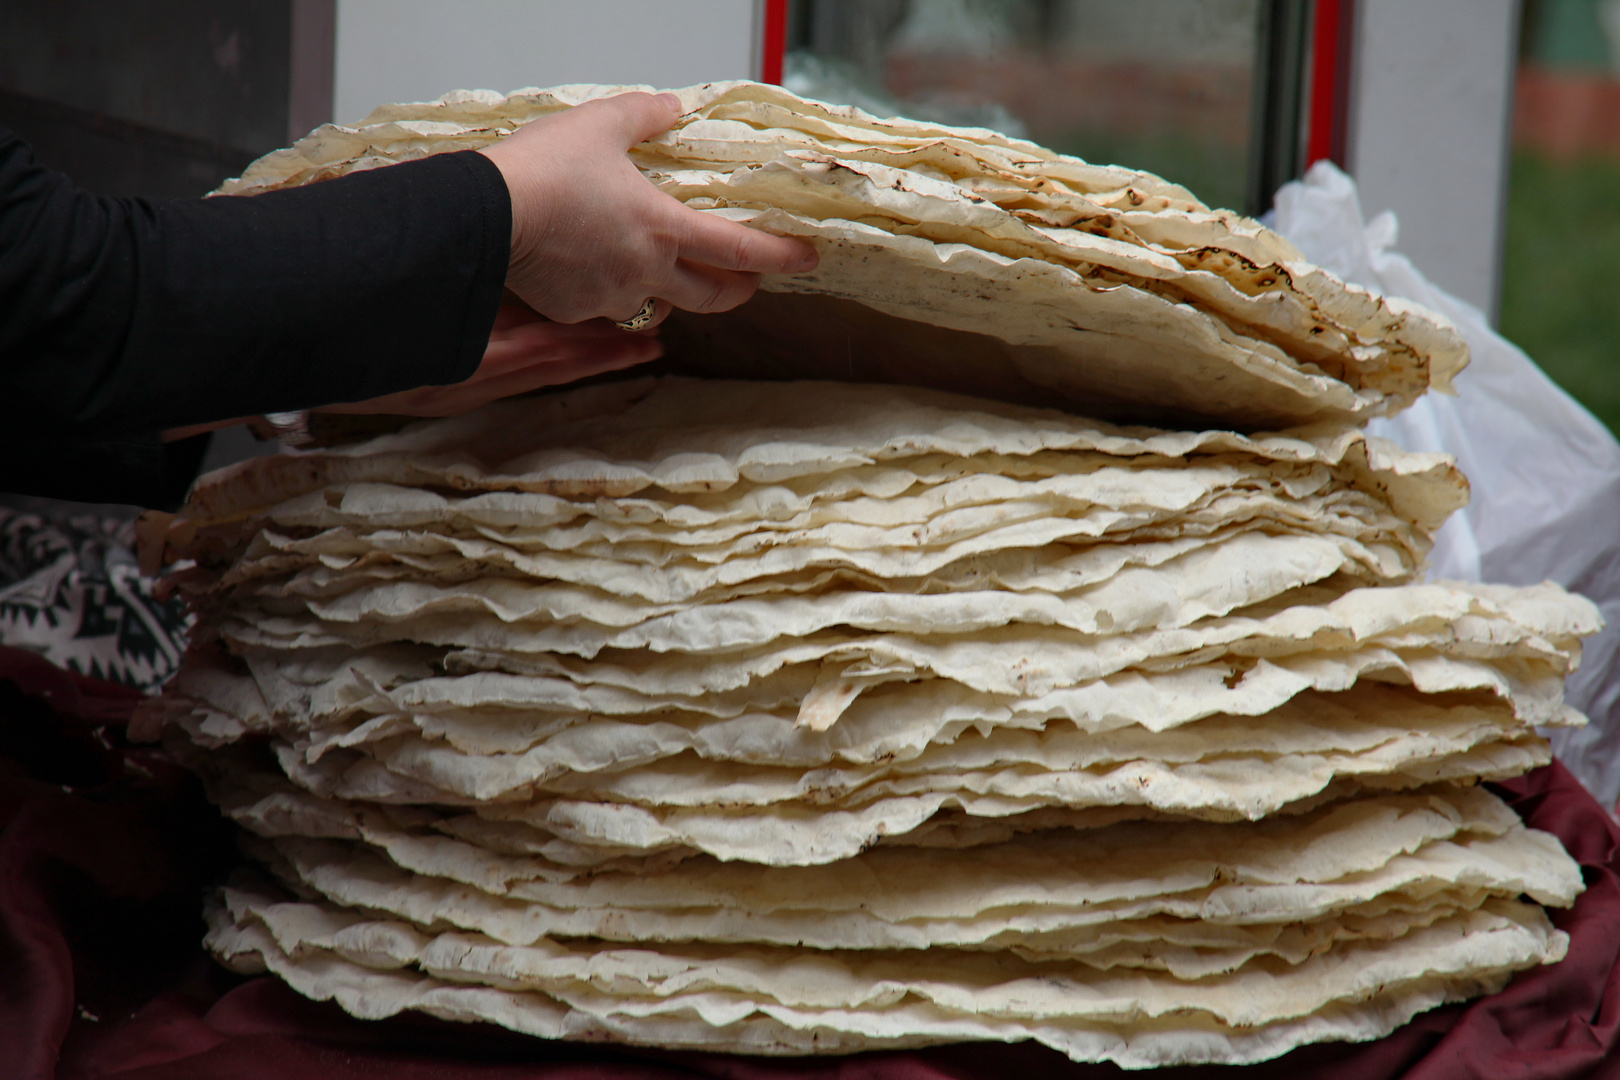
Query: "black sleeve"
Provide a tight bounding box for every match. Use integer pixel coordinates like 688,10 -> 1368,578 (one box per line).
0,434 -> 212,511
0,131 -> 512,506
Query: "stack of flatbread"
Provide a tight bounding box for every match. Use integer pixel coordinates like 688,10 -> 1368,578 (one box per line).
145,377 -> 1598,1065
216,81 -> 1466,430
141,83 -> 1602,1066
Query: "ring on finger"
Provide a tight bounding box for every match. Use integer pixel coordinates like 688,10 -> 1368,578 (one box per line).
613,297 -> 658,331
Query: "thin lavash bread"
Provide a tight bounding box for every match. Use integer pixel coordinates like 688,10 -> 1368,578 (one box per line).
214,81 -> 1465,431
140,83 -> 1602,1067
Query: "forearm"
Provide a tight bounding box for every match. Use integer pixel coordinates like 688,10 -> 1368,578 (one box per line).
0,133 -> 512,442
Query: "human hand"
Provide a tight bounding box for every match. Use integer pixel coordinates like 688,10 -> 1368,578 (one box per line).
479,91 -> 818,328
317,304 -> 661,416
160,306 -> 659,441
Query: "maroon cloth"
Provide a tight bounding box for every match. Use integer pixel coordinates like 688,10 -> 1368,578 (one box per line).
4,644 -> 1619,1080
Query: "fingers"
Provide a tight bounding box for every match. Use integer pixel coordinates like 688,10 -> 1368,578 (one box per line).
657,260 -> 760,316
162,417 -> 249,442
412,338 -> 660,415
323,337 -> 661,417
523,318 -> 660,341
674,208 -> 819,274
587,260 -> 765,330
323,324 -> 661,417
490,302 -> 545,332
603,296 -> 661,330
457,341 -> 660,407
589,91 -> 683,151
485,322 -> 661,372
489,90 -> 815,326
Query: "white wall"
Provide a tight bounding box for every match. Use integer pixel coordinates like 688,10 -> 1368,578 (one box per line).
332,0 -> 760,126
1348,0 -> 1519,321
328,0 -> 1523,317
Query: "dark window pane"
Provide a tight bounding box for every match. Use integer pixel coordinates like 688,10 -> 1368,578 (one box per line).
785,0 -> 1266,213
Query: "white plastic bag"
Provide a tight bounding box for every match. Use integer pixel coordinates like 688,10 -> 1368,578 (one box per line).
1272,162 -> 1620,810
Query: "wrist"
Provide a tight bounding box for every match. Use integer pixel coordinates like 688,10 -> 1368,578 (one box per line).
479,141 -> 536,271
478,134 -> 563,302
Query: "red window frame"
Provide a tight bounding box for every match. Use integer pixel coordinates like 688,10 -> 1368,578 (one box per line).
761,0 -> 789,85
1307,0 -> 1356,167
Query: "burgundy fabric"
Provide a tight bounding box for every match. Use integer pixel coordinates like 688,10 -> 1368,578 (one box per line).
3,644 -> 1619,1080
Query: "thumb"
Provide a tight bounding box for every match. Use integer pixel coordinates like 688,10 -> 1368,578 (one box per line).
594,91 -> 682,149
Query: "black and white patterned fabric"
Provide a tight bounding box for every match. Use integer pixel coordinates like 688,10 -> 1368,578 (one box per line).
0,508 -> 190,691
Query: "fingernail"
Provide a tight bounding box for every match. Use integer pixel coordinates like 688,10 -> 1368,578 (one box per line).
792,248 -> 819,272
657,93 -> 681,111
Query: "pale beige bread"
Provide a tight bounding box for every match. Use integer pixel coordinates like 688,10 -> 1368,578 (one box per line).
142,375 -> 1601,1064
215,888 -> 1559,1027
205,579 -> 1589,670
161,378 -> 1467,537
256,833 -> 1541,976
203,479 -> 1433,600
219,783 -> 1581,947
157,647 -> 1576,835
170,652 -> 1570,768
259,745 -> 1553,867
168,707 -> 1567,864
215,884 -> 1556,1027
218,83 -> 1205,205
205,879 -> 1562,1068
191,500 -> 1428,615
206,85 -> 1466,428
155,616 -> 1582,754
146,575 -> 1592,857
209,910 -> 1539,1067
199,754 -> 1579,921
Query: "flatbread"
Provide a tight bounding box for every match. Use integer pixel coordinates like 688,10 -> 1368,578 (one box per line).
208,82 -> 1466,428
206,880 -> 1562,1067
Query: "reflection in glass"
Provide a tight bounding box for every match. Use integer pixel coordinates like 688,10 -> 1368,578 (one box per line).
784,0 -> 1278,214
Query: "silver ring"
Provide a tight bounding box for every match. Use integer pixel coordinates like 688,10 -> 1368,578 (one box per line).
613,297 -> 657,331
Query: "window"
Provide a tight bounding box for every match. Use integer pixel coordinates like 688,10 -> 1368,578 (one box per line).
783,0 -> 1311,215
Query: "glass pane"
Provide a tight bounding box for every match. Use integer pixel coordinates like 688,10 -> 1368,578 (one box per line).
0,0 -> 291,198
1500,0 -> 1620,434
785,0 -> 1265,213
